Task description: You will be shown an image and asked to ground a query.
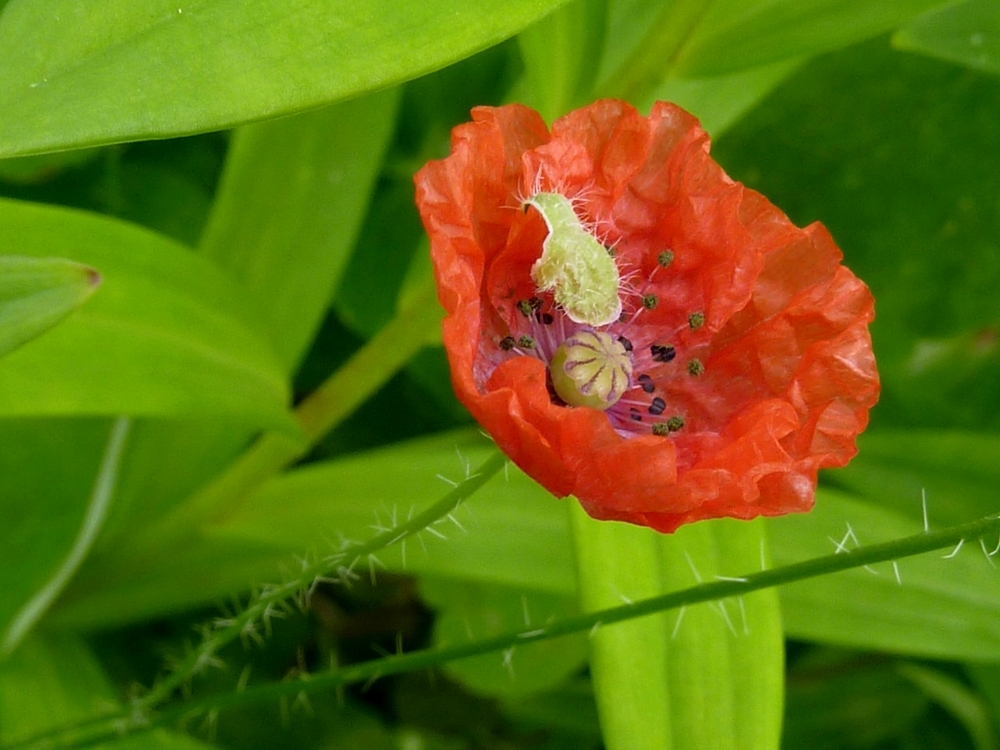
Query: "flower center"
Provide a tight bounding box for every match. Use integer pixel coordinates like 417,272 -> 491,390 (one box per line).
549,330 -> 632,410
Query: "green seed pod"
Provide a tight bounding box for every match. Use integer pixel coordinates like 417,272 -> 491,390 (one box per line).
550,330 -> 632,410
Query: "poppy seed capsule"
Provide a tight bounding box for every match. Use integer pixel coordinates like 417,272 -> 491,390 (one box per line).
550,330 -> 632,410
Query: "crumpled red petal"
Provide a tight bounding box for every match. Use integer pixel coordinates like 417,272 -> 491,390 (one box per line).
415,99 -> 879,533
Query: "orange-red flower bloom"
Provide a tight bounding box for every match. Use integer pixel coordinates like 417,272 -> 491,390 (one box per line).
414,100 -> 879,533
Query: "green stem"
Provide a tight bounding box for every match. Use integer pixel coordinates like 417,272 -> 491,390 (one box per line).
6,449 -> 506,750
13,511 -> 999,750
135,282 -> 442,546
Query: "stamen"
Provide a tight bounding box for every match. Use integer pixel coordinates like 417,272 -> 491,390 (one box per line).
657,250 -> 675,268
688,311 -> 705,330
650,344 -> 676,363
518,335 -> 535,349
637,373 -> 655,393
642,294 -> 658,310
687,359 -> 704,376
648,397 -> 666,416
499,336 -> 516,351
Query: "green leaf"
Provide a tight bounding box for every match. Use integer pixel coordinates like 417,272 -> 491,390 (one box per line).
516,0 -> 607,120
421,577 -> 588,698
84,92 -> 401,552
713,37 -> 1000,431
771,484 -> 1000,660
783,650 -> 929,750
671,0 -> 953,77
0,255 -> 99,358
0,632 -> 219,748
0,419 -> 128,655
0,198 -> 292,426
570,507 -> 784,750
597,0 -> 949,103
0,0 -> 571,158
48,430 -> 569,629
0,418 -> 113,650
897,662 -> 999,750
894,0 -> 1000,77
200,89 -> 401,370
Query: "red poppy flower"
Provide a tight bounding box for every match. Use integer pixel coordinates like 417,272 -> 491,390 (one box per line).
414,100 -> 879,533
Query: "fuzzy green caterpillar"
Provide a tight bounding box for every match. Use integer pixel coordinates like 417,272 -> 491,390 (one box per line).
524,192 -> 622,327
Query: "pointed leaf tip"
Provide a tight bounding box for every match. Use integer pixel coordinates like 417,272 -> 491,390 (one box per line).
0,256 -> 101,359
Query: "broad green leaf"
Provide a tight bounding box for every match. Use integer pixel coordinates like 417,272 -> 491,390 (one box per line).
0,419 -> 128,655
897,662 -> 999,750
0,198 -> 292,425
894,0 -> 1000,77
0,255 -> 99,358
0,146 -> 101,184
596,0 -> 948,103
92,91 -> 402,546
516,0 -> 607,120
421,577 -> 588,698
783,650 -> 929,750
48,430 -> 571,629
773,430 -> 1000,659
771,486 -> 1000,660
652,57 -> 804,137
0,419 -> 112,649
200,89 -> 401,370
571,507 -> 783,750
0,632 -> 219,748
713,38 -> 1000,431
0,0 -> 571,158
670,0 -> 952,77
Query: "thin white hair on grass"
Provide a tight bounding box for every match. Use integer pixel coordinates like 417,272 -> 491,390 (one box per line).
454,445 -> 471,479
396,631 -> 405,656
521,595 -> 531,627
980,538 -> 998,568
503,459 -> 510,482
368,553 -> 386,585
715,575 -> 749,583
236,664 -> 253,693
684,551 -> 703,582
892,561 -> 902,585
361,670 -> 382,693
464,616 -> 475,641
711,600 -> 738,637
943,538 -> 965,559
829,524 -> 857,554
922,488 -> 930,533
759,538 -> 768,571
424,523 -> 448,541
293,689 -> 313,716
447,512 -> 467,533
737,596 -> 750,637
671,607 -> 687,639
369,509 -> 389,535
518,628 -> 547,639
199,708 -> 220,742
435,473 -> 458,488
618,592 -> 634,605
990,533 -> 1000,557
400,537 -> 407,570
589,621 -> 603,638
502,646 -> 516,679
416,529 -> 428,555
